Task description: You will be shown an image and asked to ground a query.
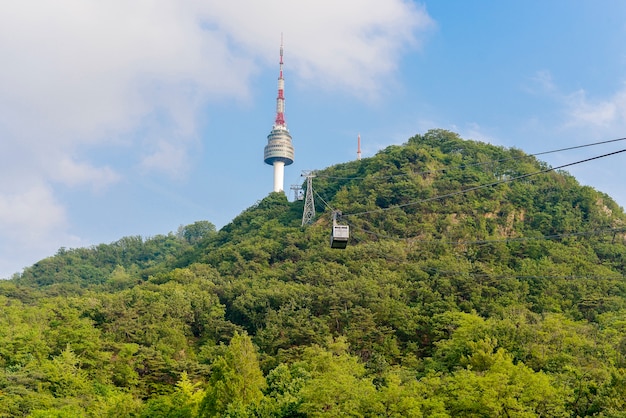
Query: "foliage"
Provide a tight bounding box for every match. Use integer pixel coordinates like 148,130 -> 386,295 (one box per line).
2,129 -> 626,415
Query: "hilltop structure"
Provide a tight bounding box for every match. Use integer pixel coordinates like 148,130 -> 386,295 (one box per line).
263,36 -> 294,193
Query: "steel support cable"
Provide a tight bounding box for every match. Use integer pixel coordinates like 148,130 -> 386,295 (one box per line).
343,148 -> 626,218
313,189 -> 336,213
317,136 -> 626,181
421,267 -> 624,281
343,222 -> 626,246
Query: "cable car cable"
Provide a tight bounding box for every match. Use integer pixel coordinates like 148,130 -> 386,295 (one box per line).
344,221 -> 626,247
420,266 -> 625,281
342,148 -> 626,218
316,136 -> 626,181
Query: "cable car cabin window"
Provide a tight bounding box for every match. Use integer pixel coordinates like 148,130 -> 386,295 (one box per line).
331,225 -> 349,249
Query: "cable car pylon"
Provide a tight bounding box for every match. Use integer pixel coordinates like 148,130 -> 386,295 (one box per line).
301,171 -> 316,226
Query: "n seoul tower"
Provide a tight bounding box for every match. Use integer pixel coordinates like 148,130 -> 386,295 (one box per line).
264,36 -> 294,193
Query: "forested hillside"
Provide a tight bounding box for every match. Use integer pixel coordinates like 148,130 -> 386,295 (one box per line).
3,129 -> 626,417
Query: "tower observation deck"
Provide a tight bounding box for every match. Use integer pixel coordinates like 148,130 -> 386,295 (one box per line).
264,36 -> 294,193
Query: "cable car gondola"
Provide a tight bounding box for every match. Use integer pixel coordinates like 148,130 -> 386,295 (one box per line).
330,211 -> 349,249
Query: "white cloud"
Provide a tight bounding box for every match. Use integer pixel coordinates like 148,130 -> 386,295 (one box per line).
528,70 -> 626,133
565,85 -> 626,129
0,184 -> 65,242
54,158 -> 121,190
527,70 -> 557,95
140,140 -> 190,178
205,0 -> 433,99
0,183 -> 81,278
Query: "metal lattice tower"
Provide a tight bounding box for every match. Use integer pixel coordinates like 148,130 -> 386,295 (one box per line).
301,171 -> 316,226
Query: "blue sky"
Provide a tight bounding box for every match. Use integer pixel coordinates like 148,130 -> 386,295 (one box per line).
1,1 -> 626,277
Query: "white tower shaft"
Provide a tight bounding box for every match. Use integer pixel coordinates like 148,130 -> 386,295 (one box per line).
273,161 -> 285,192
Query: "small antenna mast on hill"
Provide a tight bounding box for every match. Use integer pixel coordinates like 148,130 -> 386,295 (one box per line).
301,170 -> 316,226
357,133 -> 362,161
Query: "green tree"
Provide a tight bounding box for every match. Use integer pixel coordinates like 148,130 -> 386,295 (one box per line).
140,372 -> 205,418
296,338 -> 377,417
198,332 -> 266,417
177,221 -> 216,244
438,348 -> 570,417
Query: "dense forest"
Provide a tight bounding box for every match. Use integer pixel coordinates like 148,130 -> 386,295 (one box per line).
2,129 -> 626,417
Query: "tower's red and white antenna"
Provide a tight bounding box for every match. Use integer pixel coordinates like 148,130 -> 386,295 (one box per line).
357,133 -> 362,161
274,33 -> 286,127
